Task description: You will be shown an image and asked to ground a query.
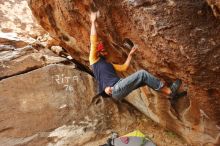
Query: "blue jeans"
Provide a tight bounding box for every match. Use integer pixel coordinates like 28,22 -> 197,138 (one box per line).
112,70 -> 164,100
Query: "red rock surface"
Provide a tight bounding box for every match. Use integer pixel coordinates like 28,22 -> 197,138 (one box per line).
207,0 -> 220,17
27,0 -> 219,145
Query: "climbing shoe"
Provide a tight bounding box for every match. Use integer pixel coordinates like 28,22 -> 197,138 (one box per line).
170,91 -> 187,106
169,79 -> 182,98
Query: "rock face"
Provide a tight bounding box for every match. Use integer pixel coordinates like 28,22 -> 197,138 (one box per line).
207,0 -> 220,17
0,0 -> 44,38
29,0 -> 220,145
0,64 -> 95,137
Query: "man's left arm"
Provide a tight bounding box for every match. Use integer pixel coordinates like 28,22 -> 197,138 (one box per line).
112,46 -> 138,72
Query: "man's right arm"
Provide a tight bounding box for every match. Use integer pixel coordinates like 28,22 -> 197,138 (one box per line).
89,12 -> 99,65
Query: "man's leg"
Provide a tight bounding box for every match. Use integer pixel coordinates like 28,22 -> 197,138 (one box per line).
112,69 -> 166,100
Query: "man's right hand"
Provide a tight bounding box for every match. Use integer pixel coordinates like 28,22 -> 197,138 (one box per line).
90,12 -> 97,22
105,87 -> 113,95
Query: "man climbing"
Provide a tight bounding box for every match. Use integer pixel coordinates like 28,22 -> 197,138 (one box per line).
89,11 -> 185,102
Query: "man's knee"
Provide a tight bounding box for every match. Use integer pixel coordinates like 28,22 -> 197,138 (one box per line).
139,70 -> 155,82
138,69 -> 149,76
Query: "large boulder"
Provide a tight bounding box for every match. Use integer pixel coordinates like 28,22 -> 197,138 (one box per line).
29,0 -> 220,145
0,64 -> 105,145
0,64 -> 96,137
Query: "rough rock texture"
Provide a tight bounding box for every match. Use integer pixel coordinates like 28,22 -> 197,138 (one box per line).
0,64 -> 96,135
0,36 -> 68,80
29,0 -> 220,145
0,64 -> 98,145
207,0 -> 220,17
0,0 -> 44,38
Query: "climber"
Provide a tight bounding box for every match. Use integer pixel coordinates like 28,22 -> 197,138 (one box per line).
89,11 -> 185,102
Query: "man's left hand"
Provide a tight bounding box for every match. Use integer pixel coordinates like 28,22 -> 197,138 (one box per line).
129,45 -> 138,56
